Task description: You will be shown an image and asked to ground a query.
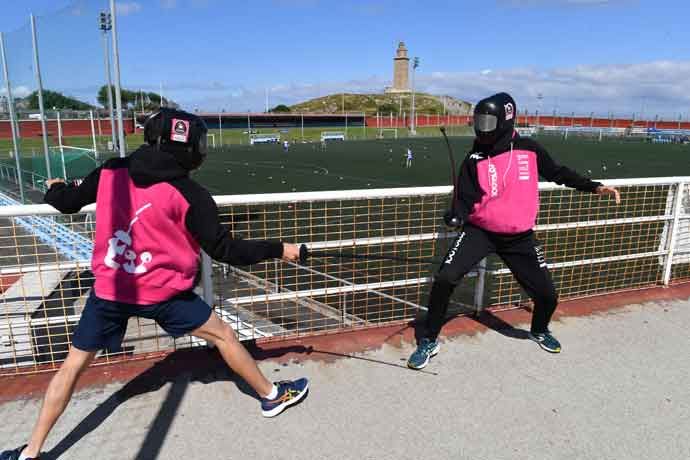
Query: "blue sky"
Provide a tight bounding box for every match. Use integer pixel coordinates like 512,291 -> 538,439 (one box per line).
1,0 -> 689,117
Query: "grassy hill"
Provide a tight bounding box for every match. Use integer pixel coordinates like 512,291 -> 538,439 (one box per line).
288,92 -> 472,115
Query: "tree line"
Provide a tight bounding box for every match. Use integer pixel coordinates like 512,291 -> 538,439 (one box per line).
20,86 -> 177,112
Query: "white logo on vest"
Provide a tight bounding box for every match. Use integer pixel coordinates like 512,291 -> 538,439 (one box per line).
488,163 -> 498,197
104,203 -> 154,274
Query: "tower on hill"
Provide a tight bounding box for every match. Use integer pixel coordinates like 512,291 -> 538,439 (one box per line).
385,42 -> 410,94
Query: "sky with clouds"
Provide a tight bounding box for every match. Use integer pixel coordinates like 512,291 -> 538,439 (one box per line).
1,0 -> 689,118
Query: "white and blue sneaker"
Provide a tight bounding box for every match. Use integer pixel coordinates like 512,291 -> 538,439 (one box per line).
528,331 -> 561,353
261,378 -> 309,417
407,338 -> 440,370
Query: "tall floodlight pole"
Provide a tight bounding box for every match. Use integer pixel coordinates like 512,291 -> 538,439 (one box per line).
56,111 -> 63,150
362,111 -> 365,138
0,32 -> 25,202
109,0 -> 126,158
218,110 -> 223,146
96,100 -> 102,135
57,111 -> 67,179
30,14 -> 52,179
89,110 -> 99,160
410,57 -> 419,135
99,12 -> 117,151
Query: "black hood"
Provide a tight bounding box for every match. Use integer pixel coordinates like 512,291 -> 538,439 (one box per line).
128,144 -> 189,187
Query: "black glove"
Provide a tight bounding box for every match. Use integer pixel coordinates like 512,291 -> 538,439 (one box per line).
443,209 -> 463,228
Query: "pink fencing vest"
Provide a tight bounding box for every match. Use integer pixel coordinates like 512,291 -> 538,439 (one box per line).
91,168 -> 201,304
468,149 -> 540,234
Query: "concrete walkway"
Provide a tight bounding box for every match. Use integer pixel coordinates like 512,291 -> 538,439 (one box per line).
1,299 -> 688,460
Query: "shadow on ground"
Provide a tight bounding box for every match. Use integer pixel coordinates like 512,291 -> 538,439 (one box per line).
42,344 -> 307,460
410,307 -> 531,346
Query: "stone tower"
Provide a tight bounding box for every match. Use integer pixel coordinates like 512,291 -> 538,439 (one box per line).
385,42 -> 410,94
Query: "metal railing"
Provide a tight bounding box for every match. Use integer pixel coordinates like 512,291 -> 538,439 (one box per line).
0,177 -> 689,375
0,163 -> 48,194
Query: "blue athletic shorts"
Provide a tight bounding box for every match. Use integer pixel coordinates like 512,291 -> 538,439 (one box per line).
72,290 -> 213,352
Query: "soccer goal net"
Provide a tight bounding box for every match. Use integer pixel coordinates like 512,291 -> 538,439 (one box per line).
378,128 -> 398,139
545,126 -> 627,142
250,133 -> 281,145
320,131 -> 346,142
0,145 -> 99,193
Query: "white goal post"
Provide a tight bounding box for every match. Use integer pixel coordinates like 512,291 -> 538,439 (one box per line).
250,133 -> 281,145
320,131 -> 346,142
378,128 -> 398,139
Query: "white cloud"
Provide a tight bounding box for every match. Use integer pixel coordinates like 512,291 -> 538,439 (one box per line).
116,1 -> 143,16
420,60 -> 690,117
0,86 -> 32,98
15,86 -> 32,98
148,60 -> 690,118
127,77 -> 378,110
160,0 -> 177,8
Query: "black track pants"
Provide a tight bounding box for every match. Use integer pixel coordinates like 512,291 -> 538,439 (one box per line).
424,224 -> 558,340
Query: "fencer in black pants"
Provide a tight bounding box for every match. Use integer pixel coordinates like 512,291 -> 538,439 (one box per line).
407,92 -> 621,370
425,224 -> 556,342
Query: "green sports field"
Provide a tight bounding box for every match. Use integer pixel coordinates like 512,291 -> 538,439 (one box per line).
0,125 -> 472,155
194,135 -> 689,195
1,130 -> 688,196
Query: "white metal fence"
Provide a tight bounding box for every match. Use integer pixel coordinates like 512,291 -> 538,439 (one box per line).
0,177 -> 689,375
